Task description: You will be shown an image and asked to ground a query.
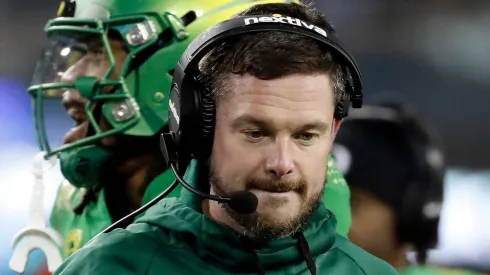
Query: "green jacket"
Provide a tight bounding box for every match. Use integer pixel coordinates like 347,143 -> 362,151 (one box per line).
49,155 -> 351,259
401,266 -> 487,275
54,159 -> 397,275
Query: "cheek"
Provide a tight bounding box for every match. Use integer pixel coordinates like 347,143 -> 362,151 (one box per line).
87,61 -> 110,79
350,205 -> 400,258
100,120 -> 117,146
113,52 -> 127,77
212,122 -> 259,183
350,212 -> 382,248
310,161 -> 328,190
350,204 -> 394,242
302,143 -> 330,188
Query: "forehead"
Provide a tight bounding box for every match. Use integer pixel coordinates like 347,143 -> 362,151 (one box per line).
218,74 -> 335,125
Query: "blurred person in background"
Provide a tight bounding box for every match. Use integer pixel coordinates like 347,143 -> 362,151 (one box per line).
11,0 -> 353,274
332,99 -> 485,275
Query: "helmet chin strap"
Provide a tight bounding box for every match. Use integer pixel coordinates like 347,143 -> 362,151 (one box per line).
59,98 -> 169,212
59,144 -> 109,189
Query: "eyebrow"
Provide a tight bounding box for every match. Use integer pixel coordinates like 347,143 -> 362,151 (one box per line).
231,114 -> 330,133
232,115 -> 270,130
297,121 -> 330,133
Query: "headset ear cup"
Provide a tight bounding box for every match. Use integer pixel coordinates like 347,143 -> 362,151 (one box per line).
334,84 -> 351,120
194,85 -> 215,159
342,88 -> 351,118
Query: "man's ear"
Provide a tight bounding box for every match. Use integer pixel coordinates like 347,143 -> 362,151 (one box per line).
331,119 -> 343,140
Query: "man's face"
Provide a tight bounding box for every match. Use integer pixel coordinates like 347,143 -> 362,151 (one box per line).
60,36 -> 128,146
348,186 -> 400,263
210,74 -> 341,238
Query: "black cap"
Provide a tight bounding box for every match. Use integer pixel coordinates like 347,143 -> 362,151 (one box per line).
332,119 -> 417,213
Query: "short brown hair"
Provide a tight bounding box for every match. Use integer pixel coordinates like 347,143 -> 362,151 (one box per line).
199,3 -> 346,106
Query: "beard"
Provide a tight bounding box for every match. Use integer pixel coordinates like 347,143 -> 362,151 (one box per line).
209,166 -> 326,240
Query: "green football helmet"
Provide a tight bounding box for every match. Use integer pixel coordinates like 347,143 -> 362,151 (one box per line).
29,0 -> 299,188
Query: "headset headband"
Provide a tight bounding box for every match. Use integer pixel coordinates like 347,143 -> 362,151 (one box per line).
182,14 -> 361,82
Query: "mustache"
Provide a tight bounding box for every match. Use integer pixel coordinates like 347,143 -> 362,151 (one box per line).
246,179 -> 306,193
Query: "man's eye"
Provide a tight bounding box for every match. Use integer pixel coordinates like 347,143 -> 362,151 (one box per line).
295,133 -> 317,141
243,130 -> 264,141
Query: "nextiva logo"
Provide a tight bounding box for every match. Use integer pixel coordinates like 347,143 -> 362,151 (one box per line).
243,14 -> 327,37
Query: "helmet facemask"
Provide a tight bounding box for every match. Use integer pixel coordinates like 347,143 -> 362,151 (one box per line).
29,14 -> 185,188
29,14 -> 183,158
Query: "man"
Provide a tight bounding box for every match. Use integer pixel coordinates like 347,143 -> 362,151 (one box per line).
332,101 -> 484,275
53,3 -> 398,274
12,0 -> 353,273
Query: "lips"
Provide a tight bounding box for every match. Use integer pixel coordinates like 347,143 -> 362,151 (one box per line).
250,183 -> 300,193
256,186 -> 294,193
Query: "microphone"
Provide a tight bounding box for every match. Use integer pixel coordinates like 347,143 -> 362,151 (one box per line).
169,163 -> 258,215
160,133 -> 258,214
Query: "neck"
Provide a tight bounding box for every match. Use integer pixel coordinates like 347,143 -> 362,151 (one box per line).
389,247 -> 411,270
119,153 -> 167,210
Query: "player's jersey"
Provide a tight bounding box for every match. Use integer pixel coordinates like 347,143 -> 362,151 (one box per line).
401,266 -> 487,275
49,155 -> 351,259
49,168 -> 178,259
49,180 -> 111,259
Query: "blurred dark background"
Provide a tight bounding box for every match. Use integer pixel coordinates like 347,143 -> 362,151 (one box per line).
0,0 -> 489,274
3,0 -> 489,167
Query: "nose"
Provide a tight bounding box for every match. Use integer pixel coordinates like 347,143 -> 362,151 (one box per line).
60,59 -> 87,84
265,140 -> 295,178
59,61 -> 88,113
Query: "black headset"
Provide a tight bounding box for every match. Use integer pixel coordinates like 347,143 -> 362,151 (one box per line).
344,102 -> 445,254
163,14 -> 363,171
